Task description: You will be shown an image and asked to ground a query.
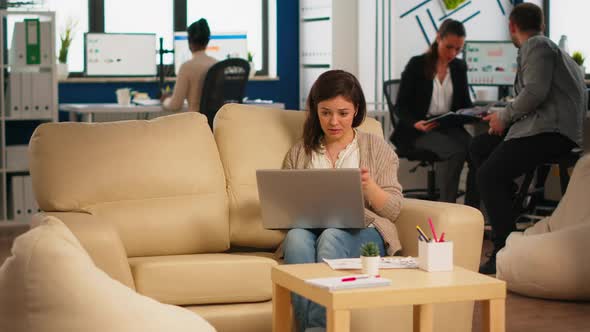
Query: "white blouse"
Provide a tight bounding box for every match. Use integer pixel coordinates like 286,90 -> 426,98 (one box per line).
426,67 -> 453,117
310,130 -> 360,169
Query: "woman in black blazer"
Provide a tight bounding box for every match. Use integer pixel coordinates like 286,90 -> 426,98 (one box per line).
394,19 -> 477,206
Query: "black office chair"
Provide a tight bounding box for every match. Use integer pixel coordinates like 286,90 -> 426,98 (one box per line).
383,79 -> 441,200
199,58 -> 250,128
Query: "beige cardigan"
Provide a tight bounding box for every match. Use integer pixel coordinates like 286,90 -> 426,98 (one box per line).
282,131 -> 404,255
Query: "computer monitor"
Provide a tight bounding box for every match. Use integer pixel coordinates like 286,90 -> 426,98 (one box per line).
464,41 -> 518,86
84,33 -> 157,76
173,31 -> 248,75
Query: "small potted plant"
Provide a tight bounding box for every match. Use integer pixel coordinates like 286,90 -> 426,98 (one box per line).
572,51 -> 586,75
360,242 -> 380,276
57,18 -> 77,80
247,51 -> 256,78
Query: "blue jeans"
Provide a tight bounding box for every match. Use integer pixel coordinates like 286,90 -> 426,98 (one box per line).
283,228 -> 385,331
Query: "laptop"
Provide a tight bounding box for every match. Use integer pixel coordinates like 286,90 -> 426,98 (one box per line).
256,168 -> 366,229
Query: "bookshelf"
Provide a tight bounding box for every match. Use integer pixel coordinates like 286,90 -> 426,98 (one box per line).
0,10 -> 57,224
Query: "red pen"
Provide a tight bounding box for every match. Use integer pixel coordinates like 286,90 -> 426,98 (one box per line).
341,275 -> 380,282
428,218 -> 438,242
439,232 -> 445,242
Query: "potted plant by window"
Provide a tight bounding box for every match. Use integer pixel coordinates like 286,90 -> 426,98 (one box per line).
360,242 -> 380,276
57,19 -> 77,80
572,51 -> 586,76
247,51 -> 256,78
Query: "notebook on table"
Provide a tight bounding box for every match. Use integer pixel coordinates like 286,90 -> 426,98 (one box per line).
256,168 -> 365,229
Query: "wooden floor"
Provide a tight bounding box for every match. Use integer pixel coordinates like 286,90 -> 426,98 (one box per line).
1,225 -> 589,331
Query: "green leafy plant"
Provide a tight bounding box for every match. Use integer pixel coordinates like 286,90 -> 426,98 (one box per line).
58,19 -> 77,64
572,51 -> 585,66
360,242 -> 380,257
442,0 -> 466,10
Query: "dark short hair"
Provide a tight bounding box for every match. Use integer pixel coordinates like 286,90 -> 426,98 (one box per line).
509,3 -> 543,33
303,70 -> 367,154
187,18 -> 211,48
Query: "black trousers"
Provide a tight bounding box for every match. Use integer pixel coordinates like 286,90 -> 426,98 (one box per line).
470,132 -> 576,251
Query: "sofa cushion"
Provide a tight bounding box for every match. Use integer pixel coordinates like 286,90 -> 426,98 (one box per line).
0,216 -> 216,332
129,253 -> 277,305
29,112 -> 230,257
214,104 -> 384,248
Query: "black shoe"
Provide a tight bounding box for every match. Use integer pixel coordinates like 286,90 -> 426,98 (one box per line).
479,254 -> 496,274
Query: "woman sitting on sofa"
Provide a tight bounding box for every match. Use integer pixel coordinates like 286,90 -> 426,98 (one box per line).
281,70 -> 403,332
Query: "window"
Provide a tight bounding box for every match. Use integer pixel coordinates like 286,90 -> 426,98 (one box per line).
70,0 -> 275,76
104,0 -> 173,65
9,0 -> 89,72
547,0 -> 590,74
187,0 -> 264,71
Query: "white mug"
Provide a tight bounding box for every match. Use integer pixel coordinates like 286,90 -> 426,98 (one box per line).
116,88 -> 131,106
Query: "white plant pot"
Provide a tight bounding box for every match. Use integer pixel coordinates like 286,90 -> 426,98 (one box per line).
248,61 -> 256,78
57,63 -> 69,80
361,256 -> 380,276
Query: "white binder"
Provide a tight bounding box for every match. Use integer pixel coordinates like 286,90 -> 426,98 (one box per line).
8,72 -> 22,118
10,176 -> 25,221
40,21 -> 52,66
24,175 -> 40,218
31,72 -> 52,118
20,72 -> 33,118
10,22 -> 26,67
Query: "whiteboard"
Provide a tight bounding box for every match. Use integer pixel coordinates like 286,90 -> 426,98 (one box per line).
174,31 -> 248,75
85,33 -> 157,76
464,41 -> 518,86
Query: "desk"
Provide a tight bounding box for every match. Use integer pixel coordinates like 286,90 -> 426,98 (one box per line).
60,103 -> 175,122
60,102 -> 286,123
272,263 -> 506,332
59,104 -> 187,122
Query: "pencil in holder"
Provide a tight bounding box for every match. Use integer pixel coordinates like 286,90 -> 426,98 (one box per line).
418,241 -> 453,272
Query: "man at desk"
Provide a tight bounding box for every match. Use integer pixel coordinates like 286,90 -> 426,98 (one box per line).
471,3 -> 587,274
161,18 -> 217,112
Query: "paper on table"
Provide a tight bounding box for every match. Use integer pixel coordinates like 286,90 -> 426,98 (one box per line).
305,275 -> 392,290
323,257 -> 418,270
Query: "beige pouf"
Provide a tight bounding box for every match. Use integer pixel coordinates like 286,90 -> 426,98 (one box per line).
497,154 -> 590,300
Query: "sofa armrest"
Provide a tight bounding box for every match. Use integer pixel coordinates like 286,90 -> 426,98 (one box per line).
33,212 -> 136,289
395,199 -> 484,271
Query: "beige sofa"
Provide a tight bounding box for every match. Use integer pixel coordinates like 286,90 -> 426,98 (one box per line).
26,104 -> 484,332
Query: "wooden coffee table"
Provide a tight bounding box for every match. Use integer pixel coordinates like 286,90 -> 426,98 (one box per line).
271,263 -> 506,332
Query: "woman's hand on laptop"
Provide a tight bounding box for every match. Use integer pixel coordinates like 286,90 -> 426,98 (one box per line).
360,167 -> 388,211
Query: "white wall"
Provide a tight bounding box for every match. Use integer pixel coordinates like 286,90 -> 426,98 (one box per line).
359,0 -> 517,109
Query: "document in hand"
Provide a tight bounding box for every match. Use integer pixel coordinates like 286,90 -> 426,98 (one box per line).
423,113 -> 480,128
305,274 -> 391,290
424,103 -> 493,129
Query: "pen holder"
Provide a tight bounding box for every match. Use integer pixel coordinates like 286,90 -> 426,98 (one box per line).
418,241 -> 453,272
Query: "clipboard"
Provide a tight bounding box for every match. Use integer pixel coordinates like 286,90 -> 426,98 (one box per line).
423,112 -> 481,128
424,103 -> 492,129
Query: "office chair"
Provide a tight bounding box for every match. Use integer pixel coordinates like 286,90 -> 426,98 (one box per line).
200,58 -> 250,128
383,79 -> 441,200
